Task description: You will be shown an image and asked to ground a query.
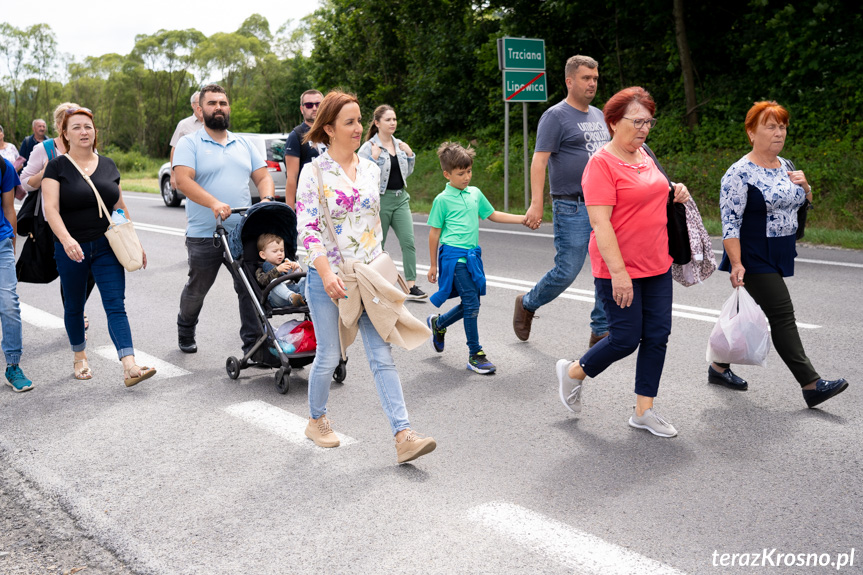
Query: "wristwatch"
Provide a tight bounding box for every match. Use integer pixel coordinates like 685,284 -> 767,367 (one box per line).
261,195 -> 275,201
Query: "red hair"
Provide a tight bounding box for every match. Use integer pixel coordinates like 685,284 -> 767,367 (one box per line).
744,101 -> 789,143
602,87 -> 656,136
303,90 -> 360,147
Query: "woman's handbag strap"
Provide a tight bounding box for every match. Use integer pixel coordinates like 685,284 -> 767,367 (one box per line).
64,154 -> 111,223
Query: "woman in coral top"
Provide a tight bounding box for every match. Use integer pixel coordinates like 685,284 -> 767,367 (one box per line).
555,86 -> 690,438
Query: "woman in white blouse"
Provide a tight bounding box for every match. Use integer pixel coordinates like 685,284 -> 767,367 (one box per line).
0,125 -> 22,170
296,90 -> 436,464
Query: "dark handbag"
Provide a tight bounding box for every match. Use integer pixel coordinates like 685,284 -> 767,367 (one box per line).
16,191 -> 59,284
16,190 -> 39,237
643,145 -> 691,265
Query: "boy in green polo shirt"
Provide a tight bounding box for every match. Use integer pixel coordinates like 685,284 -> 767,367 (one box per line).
426,142 -> 525,374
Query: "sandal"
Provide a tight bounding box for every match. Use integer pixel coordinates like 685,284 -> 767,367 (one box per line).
124,365 -> 156,387
74,358 -> 93,380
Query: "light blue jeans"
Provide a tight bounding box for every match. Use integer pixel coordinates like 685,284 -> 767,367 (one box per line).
305,268 -> 410,435
0,237 -> 23,365
522,199 -> 608,335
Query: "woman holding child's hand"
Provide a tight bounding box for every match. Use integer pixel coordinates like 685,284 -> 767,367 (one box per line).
295,91 -> 436,464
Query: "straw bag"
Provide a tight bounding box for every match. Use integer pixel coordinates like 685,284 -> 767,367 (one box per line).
66,155 -> 144,272
314,159 -> 408,293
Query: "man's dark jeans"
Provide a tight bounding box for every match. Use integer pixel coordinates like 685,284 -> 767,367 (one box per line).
178,237 -> 259,353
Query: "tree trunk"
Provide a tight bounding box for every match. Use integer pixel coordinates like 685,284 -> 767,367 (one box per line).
673,0 -> 698,128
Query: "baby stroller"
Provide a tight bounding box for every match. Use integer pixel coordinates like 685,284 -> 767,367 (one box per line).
216,201 -> 347,393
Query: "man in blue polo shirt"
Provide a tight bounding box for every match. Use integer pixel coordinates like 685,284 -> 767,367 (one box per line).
0,158 -> 33,392
173,84 -> 276,356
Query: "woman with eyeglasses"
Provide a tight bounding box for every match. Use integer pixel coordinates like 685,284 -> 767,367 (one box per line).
358,105 -> 427,301
41,107 -> 156,387
554,86 -> 690,438
709,100 -> 847,408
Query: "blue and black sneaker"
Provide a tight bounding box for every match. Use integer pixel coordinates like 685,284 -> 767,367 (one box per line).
427,314 -> 446,353
467,350 -> 496,375
5,365 -> 33,393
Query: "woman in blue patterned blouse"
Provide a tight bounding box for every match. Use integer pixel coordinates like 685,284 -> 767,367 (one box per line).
709,101 -> 847,408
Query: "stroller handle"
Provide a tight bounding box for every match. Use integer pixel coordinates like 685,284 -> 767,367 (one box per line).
215,206 -> 252,229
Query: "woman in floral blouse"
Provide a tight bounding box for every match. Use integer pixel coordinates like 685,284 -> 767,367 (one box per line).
712,100 -> 847,408
296,90 -> 436,464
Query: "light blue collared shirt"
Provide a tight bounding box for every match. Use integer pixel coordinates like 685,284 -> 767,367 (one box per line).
173,128 -> 265,238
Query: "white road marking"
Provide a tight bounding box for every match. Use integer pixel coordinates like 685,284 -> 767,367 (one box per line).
123,194 -> 165,203
223,400 -> 357,447
94,346 -> 191,379
467,501 -> 688,575
135,222 -> 186,236
19,302 -> 65,329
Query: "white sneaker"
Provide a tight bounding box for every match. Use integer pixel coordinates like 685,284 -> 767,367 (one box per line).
556,359 -> 583,413
628,408 -> 678,438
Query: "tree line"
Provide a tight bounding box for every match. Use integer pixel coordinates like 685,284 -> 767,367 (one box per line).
1,0 -> 861,158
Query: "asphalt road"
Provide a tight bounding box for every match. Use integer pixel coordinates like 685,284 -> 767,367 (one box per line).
1,191 -> 861,574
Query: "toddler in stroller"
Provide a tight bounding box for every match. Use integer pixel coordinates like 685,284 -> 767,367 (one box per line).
221,202 -> 346,393
255,232 -> 306,308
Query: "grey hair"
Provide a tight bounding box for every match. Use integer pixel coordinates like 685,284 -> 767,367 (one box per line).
190,91 -> 200,107
565,55 -> 598,79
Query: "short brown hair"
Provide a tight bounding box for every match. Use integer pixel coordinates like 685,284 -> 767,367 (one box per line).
60,107 -> 98,151
300,89 -> 323,106
257,233 -> 283,252
199,84 -> 227,107
565,55 -> 598,79
602,86 -> 656,137
302,90 -> 360,147
437,141 -> 475,173
744,101 -> 789,144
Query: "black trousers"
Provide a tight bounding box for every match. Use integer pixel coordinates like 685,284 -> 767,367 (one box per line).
717,272 -> 819,387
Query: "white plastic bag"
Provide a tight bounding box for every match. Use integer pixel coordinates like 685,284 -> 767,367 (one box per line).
705,287 -> 771,367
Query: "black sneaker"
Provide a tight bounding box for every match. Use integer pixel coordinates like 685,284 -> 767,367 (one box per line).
467,350 -> 496,375
427,314 -> 446,353
178,335 -> 197,353
405,285 -> 428,301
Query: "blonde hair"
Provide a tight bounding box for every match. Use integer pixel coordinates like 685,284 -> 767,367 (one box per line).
52,102 -> 80,135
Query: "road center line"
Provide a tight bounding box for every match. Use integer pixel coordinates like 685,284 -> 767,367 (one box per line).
467,501 -> 688,575
93,346 -> 191,379
20,302 -> 65,329
224,400 -> 357,447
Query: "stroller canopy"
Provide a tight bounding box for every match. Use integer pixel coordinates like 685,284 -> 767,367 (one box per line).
227,202 -> 299,261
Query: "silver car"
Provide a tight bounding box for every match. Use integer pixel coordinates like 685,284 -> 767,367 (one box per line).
159,132 -> 292,207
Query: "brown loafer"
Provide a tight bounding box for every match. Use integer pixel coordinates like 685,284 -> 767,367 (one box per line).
513,294 -> 535,341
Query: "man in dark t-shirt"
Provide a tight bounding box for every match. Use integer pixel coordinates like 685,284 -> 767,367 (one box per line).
514,55 -> 610,349
284,89 -> 326,208
18,119 -> 48,168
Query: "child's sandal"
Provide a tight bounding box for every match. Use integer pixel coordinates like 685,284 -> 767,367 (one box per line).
124,365 -> 156,387
74,358 -> 93,380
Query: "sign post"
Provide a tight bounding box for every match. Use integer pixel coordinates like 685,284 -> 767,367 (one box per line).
497,37 -> 546,212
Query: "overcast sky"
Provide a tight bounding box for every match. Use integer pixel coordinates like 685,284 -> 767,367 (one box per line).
4,1 -> 320,63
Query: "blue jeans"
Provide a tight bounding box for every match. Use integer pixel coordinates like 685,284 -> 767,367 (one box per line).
54,237 -> 134,359
436,262 -> 481,355
305,268 -> 410,435
0,237 -> 23,365
580,270 -> 672,398
522,199 -> 607,335
261,261 -> 306,308
178,237 -> 259,353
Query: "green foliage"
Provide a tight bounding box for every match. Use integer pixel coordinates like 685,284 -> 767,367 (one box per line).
101,146 -> 163,178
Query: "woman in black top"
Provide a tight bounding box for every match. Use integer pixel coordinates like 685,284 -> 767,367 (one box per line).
42,107 -> 156,387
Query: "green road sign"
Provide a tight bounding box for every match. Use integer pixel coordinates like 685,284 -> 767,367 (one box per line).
503,70 -> 548,102
498,37 -> 546,71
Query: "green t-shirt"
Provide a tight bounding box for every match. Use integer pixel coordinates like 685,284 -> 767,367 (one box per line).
428,183 -> 495,256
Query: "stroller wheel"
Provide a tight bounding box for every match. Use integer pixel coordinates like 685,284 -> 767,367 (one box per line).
333,358 -> 347,384
275,367 -> 290,394
226,356 -> 241,380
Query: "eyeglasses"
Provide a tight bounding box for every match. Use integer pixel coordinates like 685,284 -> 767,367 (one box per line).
302,102 -> 322,109
66,107 -> 93,116
622,117 -> 657,129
